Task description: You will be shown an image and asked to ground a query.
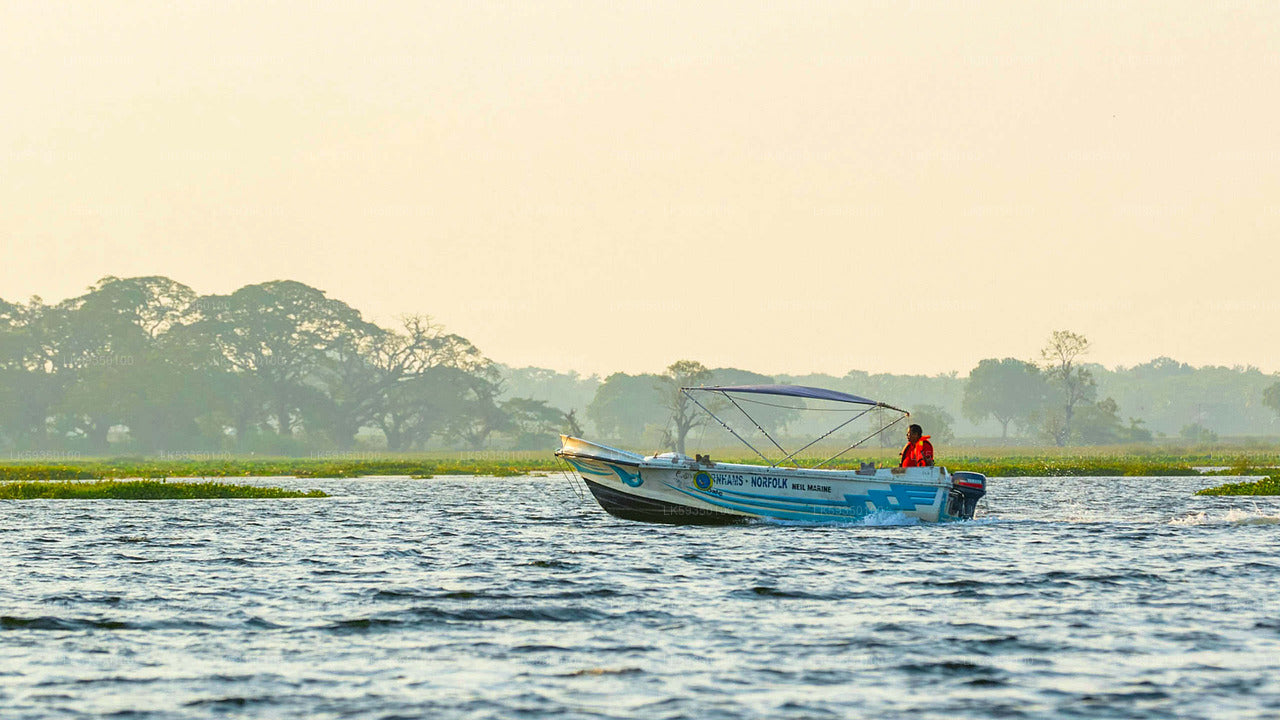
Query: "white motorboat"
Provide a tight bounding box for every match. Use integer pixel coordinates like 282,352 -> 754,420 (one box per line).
556,384 -> 986,524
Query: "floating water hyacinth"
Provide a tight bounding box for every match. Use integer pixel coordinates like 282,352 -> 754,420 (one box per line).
0,458 -> 560,482
1196,474 -> 1280,496
0,480 -> 327,500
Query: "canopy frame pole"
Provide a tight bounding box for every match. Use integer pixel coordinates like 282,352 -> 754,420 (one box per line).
682,390 -> 772,465
772,406 -> 875,467
813,411 -> 909,469
719,391 -> 798,467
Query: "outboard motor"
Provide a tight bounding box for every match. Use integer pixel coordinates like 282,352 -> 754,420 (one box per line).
947,471 -> 987,520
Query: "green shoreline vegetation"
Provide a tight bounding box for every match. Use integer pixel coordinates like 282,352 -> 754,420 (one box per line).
1195,475 -> 1280,496
0,480 -> 326,500
0,447 -> 1277,483
0,457 -> 561,482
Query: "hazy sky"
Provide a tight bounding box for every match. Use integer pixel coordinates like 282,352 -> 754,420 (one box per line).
4,1 -> 1278,377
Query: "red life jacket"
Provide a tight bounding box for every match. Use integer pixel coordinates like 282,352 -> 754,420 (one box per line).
900,436 -> 934,467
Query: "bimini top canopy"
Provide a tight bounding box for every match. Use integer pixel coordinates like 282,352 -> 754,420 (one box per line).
684,384 -> 906,414
681,384 -> 910,467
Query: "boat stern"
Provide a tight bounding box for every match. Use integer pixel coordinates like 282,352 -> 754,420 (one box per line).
946,471 -> 987,520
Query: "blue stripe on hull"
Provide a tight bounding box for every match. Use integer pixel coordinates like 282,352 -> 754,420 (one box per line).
663,483 -> 889,522
665,481 -> 948,522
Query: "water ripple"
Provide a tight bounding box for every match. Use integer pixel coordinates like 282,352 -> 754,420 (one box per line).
2,475 -> 1279,719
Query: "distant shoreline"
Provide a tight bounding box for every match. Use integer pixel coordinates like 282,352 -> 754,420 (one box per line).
1,450 -> 1278,482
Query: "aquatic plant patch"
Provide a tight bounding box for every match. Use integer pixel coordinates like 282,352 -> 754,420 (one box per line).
0,458 -> 561,481
0,481 -> 328,500
1195,475 -> 1280,496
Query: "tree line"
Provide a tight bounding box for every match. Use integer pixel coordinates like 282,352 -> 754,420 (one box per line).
0,276 -> 568,454
963,330 -> 1149,446
580,334 -> 1144,452
3,276 -> 1278,455
570,333 -> 1280,450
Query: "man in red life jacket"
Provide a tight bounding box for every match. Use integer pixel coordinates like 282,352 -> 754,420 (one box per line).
900,423 -> 934,467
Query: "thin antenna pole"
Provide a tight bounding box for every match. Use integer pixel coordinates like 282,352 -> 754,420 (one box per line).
683,390 -> 772,464
813,412 -> 909,469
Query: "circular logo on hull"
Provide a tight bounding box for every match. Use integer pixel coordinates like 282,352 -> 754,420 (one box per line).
694,471 -> 713,491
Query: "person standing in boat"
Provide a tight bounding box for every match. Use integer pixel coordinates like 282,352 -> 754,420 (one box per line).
900,424 -> 934,467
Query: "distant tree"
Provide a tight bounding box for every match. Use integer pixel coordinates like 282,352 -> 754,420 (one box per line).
1265,382 -> 1280,419
189,281 -> 380,441
365,318 -> 493,451
299,327 -> 391,448
1180,422 -> 1219,444
0,298 -> 61,448
1039,331 -> 1097,446
441,363 -> 509,450
502,397 -> 569,450
497,365 -> 601,415
563,408 -> 584,437
78,276 -> 199,339
659,360 -> 713,454
29,277 -> 205,451
300,315 -> 486,449
0,366 -> 58,450
961,358 -> 1047,439
1130,356 -> 1193,379
1119,417 -> 1154,443
1095,359 -> 1272,437
908,404 -> 955,444
377,367 -> 463,451
0,298 -> 23,366
586,372 -> 665,444
1071,397 -> 1125,445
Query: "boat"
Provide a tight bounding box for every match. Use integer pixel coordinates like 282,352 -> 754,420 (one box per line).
556,384 -> 986,524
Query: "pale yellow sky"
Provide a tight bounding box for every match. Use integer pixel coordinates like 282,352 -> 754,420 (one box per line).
3,1 -> 1278,376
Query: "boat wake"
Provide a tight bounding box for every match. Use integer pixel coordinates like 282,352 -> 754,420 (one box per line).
857,510 -> 924,526
757,510 -> 1003,528
1169,507 -> 1280,526
759,510 -> 925,527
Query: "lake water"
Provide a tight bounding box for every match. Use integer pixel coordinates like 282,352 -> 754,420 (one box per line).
3,474 -> 1279,719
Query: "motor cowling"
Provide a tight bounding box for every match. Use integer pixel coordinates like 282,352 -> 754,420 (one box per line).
947,471 -> 987,519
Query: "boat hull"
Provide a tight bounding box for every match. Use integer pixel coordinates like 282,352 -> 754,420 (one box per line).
557,436 -> 983,525
582,478 -> 748,524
